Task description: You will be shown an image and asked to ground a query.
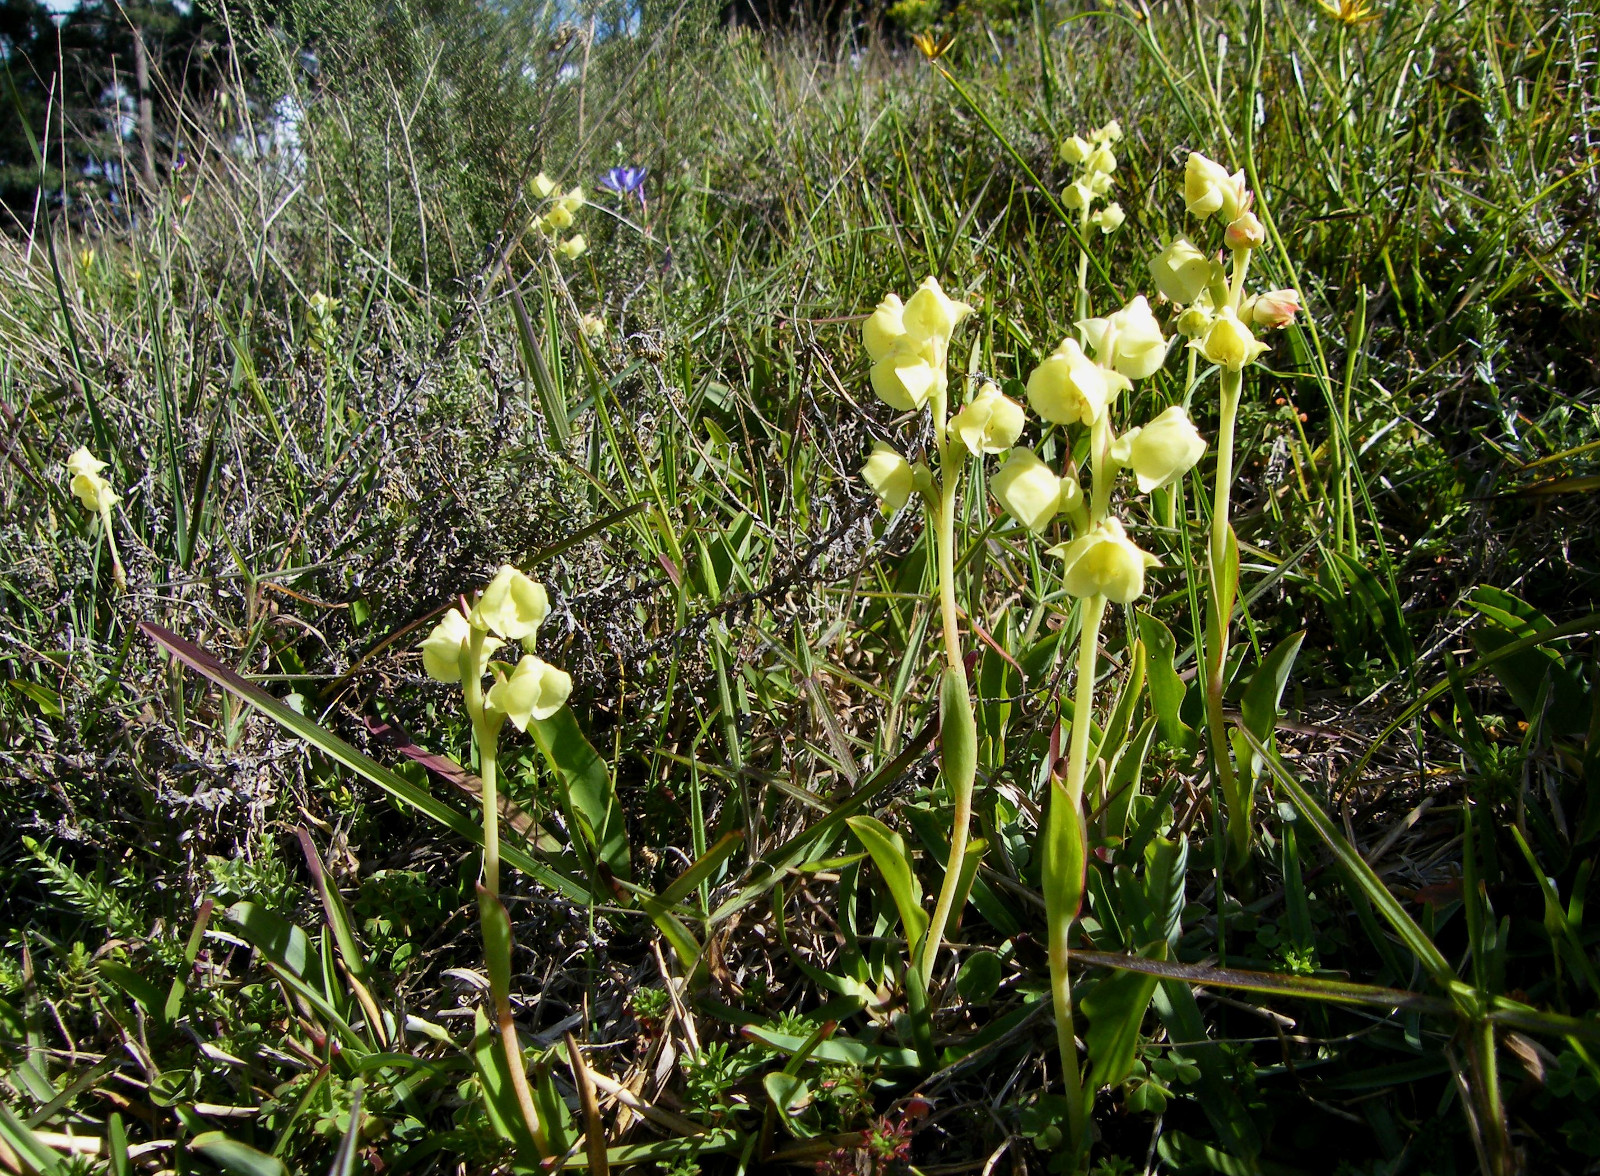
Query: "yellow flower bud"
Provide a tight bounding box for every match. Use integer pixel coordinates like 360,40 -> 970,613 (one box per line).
1026,337 -> 1127,426
950,383 -> 1026,456
1184,152 -> 1248,221
1149,236 -> 1213,305
901,276 -> 972,346
1060,134 -> 1091,164
1093,203 -> 1125,233
66,447 -> 119,513
1086,145 -> 1117,175
1049,518 -> 1159,603
991,448 -> 1069,534
557,234 -> 587,259
545,204 -> 574,231
1249,289 -> 1301,329
471,565 -> 551,643
1224,211 -> 1265,250
869,337 -> 940,412
579,313 -> 606,339
862,292 -> 907,362
559,187 -> 586,214
1110,406 -> 1207,492
1091,119 -> 1123,144
486,654 -> 573,730
530,172 -> 557,199
1175,302 -> 1215,339
1192,306 -> 1269,371
1078,295 -> 1169,381
420,608 -> 501,683
1088,170 -> 1114,197
861,442 -> 915,511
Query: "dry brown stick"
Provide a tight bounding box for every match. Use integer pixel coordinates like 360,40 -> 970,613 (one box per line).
563,1032 -> 610,1176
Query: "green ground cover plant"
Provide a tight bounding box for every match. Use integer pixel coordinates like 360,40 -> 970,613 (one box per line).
2,0 -> 1599,1172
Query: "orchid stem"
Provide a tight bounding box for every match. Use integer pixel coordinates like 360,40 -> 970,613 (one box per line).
921,369 -> 976,990
100,505 -> 126,590
460,630 -> 545,1156
1046,593 -> 1107,1168
1204,367 -> 1247,873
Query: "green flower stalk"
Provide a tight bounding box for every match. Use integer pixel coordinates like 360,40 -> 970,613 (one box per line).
860,276 -> 992,990
419,566 -> 572,1159
999,142 -> 1205,1157
1163,153 -> 1300,874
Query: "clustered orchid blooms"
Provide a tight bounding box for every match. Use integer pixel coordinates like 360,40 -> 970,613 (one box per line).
1060,121 -> 1127,326
529,172 -> 589,261
1002,293 -> 1204,1162
1154,152 -> 1300,875
856,276 -> 991,992
66,447 -> 125,589
417,564 -> 571,1152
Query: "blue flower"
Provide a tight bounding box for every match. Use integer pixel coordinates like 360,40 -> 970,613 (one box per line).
599,166 -> 647,200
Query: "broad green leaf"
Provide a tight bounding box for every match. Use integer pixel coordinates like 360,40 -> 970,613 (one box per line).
224,902 -> 321,989
1104,718 -> 1158,841
738,1024 -> 920,1071
477,887 -> 514,1008
940,665 -> 978,810
1137,612 -> 1195,751
956,950 -> 1003,1005
1156,1130 -> 1259,1176
763,1072 -> 813,1126
1082,942 -> 1164,1091
1466,588 -> 1587,735
845,816 -> 927,950
98,962 -> 165,1022
1240,631 -> 1305,748
529,706 -> 632,887
1095,638 -> 1147,767
1041,777 -> 1088,943
470,1008 -> 540,1155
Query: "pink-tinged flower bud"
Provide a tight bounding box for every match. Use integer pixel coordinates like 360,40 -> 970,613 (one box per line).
1224,211 -> 1265,250
1250,289 -> 1301,329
